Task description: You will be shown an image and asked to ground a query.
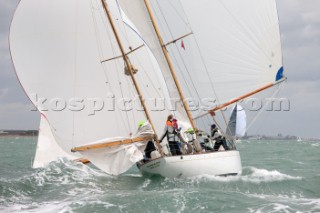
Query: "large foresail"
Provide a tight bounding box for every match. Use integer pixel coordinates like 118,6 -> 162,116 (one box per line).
117,0 -> 191,124
126,0 -> 285,124
10,0 -> 171,175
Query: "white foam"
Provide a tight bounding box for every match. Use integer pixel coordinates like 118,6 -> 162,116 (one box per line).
246,192 -> 320,212
249,203 -> 294,213
1,201 -> 74,213
188,167 -> 302,184
1,195 -> 118,213
139,179 -> 151,190
242,167 -> 302,183
123,173 -> 143,178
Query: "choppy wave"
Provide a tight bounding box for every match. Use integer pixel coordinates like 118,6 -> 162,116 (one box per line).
1,138 -> 319,213
246,194 -> 320,213
188,167 -> 302,184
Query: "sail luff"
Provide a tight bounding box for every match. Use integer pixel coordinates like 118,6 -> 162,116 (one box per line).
101,0 -> 159,142
143,0 -> 196,129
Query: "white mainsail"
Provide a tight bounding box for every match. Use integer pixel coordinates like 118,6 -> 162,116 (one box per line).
33,114 -> 80,168
10,0 -> 172,175
118,0 -> 285,124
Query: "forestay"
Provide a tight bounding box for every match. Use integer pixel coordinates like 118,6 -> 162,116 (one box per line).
10,0 -> 171,175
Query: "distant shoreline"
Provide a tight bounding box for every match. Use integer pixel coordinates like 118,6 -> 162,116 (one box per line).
0,135 -> 37,138
0,130 -> 38,137
0,130 -> 319,141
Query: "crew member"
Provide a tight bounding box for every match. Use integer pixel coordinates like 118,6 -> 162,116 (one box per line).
211,124 -> 228,151
160,115 -> 182,156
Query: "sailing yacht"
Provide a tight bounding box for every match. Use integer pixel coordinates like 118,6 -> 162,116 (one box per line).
225,104 -> 246,143
118,0 -> 286,177
10,0 -> 286,178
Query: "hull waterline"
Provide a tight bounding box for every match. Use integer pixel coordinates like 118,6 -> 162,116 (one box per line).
138,150 -> 242,178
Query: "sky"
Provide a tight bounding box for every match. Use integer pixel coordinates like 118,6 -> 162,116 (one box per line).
0,0 -> 319,138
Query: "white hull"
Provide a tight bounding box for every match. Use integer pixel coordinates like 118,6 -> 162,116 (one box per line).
138,151 -> 242,178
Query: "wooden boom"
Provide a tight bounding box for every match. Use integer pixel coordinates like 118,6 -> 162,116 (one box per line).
71,136 -> 154,152
194,78 -> 287,120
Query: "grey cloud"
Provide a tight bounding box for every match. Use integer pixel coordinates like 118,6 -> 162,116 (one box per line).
0,0 -> 19,34
0,88 -> 8,98
277,0 -> 320,85
0,102 -> 40,130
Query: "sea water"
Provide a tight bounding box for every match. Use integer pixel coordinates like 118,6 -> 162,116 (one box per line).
0,137 -> 319,213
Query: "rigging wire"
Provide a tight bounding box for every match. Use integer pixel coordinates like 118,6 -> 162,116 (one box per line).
96,1 -> 132,135
115,8 -> 162,127
155,0 -> 229,132
71,1 -> 79,148
92,1 -> 123,135
148,2 -> 191,121
155,1 -> 199,98
175,0 -> 235,132
154,0 -> 204,120
245,83 -> 283,135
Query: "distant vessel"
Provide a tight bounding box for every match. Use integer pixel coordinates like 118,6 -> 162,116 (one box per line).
297,137 -> 302,142
226,104 -> 247,142
10,0 -> 286,177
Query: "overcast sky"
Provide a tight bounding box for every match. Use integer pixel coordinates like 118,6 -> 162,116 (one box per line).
0,0 -> 319,138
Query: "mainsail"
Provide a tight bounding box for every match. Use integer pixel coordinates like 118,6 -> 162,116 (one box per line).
10,0 -> 172,175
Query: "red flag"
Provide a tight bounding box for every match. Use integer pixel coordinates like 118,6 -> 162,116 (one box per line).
181,40 -> 185,50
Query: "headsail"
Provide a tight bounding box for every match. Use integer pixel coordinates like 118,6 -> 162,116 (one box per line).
10,0 -> 172,175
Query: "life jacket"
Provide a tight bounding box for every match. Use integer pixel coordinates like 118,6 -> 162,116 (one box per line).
166,120 -> 179,142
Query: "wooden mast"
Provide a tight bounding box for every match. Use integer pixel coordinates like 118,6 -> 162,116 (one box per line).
100,0 -> 162,149
143,0 -> 197,130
